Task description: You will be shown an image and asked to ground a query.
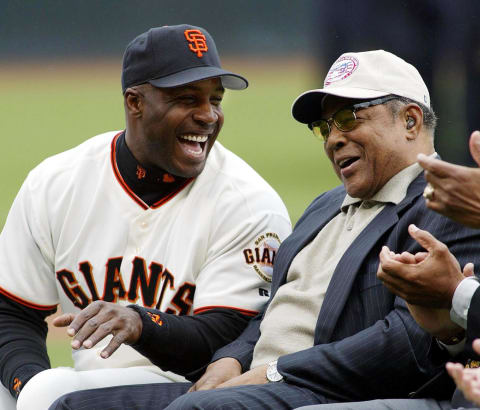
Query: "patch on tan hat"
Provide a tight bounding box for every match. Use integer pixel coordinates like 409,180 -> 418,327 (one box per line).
325,56 -> 359,86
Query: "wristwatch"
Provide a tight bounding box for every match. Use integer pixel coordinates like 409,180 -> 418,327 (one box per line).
266,360 -> 284,383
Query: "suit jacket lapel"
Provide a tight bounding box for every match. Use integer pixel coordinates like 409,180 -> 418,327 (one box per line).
271,187 -> 345,296
314,173 -> 427,344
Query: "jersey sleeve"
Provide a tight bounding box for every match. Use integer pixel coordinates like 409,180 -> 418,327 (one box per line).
0,172 -> 58,309
128,305 -> 251,380
0,294 -> 55,398
192,185 -> 291,315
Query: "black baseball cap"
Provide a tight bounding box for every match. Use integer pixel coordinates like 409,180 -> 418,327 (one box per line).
121,24 -> 248,93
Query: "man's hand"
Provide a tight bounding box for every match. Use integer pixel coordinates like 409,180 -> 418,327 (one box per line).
418,130 -> 480,229
387,246 -> 465,340
53,301 -> 143,359
189,358 -> 242,392
377,225 -> 474,339
216,364 -> 268,389
447,339 -> 480,406
377,224 -> 470,308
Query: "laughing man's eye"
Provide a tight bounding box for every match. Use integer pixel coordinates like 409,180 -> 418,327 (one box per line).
177,95 -> 196,103
211,97 -> 223,106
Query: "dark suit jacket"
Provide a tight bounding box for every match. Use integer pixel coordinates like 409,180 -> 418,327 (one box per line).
449,281 -> 480,408
212,173 -> 480,402
466,287 -> 480,358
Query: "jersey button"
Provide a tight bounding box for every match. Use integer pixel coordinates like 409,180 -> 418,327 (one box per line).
140,222 -> 148,228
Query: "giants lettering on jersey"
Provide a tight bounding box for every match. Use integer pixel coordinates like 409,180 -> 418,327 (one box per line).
56,257 -> 195,315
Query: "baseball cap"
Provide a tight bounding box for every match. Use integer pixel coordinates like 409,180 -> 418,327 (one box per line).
291,50 -> 430,124
121,24 -> 248,93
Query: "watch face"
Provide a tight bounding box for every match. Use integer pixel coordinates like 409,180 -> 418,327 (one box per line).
267,362 -> 283,382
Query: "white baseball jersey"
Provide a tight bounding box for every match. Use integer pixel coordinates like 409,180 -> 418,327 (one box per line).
0,131 -> 291,381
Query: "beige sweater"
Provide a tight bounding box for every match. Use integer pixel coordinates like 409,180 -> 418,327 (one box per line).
250,160 -> 426,369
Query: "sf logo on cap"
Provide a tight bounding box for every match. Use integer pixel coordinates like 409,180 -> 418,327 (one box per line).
184,29 -> 208,58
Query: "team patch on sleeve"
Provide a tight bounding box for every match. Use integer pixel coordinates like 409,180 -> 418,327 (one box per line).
243,232 -> 281,283
13,377 -> 22,396
146,312 -> 163,326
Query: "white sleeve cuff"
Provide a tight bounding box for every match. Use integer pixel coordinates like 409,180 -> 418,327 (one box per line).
450,276 -> 480,329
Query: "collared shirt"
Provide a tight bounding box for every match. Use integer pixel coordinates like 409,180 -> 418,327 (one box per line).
250,158 -> 428,369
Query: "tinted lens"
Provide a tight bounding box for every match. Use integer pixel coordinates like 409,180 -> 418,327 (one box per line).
334,109 -> 356,131
311,120 -> 329,141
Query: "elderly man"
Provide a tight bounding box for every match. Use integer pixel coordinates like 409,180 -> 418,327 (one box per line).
0,25 -> 291,410
302,131 -> 480,409
50,50 -> 480,410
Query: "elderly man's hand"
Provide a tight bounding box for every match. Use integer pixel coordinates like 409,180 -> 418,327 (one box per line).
216,364 -> 269,389
189,361 -> 267,392
188,358 -> 242,392
418,130 -> 480,229
53,301 -> 143,359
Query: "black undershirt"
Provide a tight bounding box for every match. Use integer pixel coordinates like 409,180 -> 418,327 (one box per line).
0,133 -> 253,398
115,132 -> 189,206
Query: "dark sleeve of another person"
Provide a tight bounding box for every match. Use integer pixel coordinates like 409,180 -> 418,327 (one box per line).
128,305 -> 252,381
465,286 -> 480,359
0,294 -> 56,398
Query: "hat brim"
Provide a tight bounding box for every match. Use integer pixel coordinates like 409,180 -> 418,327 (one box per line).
148,66 -> 248,90
291,87 -> 389,124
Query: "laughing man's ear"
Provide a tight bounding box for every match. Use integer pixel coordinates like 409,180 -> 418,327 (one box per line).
124,87 -> 144,118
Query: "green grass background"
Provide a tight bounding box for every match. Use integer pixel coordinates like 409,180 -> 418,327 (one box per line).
0,59 -> 340,367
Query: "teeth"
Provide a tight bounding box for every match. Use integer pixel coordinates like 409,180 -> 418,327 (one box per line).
180,135 -> 208,143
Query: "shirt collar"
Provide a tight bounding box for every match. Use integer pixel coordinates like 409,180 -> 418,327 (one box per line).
115,131 -> 189,206
341,152 -> 437,212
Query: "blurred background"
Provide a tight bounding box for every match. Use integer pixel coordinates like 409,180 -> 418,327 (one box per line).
1,0 -> 479,367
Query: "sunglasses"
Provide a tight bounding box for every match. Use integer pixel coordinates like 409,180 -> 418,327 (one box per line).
308,95 -> 397,141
